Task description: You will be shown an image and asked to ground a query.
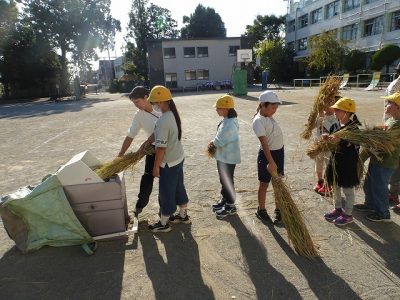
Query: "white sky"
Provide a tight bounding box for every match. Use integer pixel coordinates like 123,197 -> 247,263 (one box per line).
97,0 -> 288,62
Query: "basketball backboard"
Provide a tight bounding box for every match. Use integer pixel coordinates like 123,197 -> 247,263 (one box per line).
237,49 -> 253,64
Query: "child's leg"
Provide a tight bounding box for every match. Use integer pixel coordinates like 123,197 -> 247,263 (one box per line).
333,185 -> 342,209
217,161 -> 236,205
258,182 -> 269,210
369,163 -> 395,218
389,162 -> 400,199
315,153 -> 324,180
343,187 -> 355,215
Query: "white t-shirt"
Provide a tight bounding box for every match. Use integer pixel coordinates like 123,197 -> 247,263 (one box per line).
252,114 -> 284,150
385,77 -> 400,96
127,109 -> 161,139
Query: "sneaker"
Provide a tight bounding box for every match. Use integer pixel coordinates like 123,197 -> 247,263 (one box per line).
388,195 -> 399,205
318,185 -> 333,196
216,205 -> 237,219
273,208 -> 283,226
212,200 -> 226,212
366,213 -> 391,223
255,207 -> 272,224
393,204 -> 400,214
324,208 -> 343,222
169,213 -> 191,224
333,213 -> 353,226
314,179 -> 324,192
148,221 -> 171,232
353,203 -> 374,212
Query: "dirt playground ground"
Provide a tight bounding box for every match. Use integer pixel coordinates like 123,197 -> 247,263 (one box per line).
0,87 -> 399,299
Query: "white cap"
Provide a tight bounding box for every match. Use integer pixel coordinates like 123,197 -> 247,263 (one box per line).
259,91 -> 282,104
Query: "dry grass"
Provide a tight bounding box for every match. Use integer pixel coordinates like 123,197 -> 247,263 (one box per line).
301,76 -> 341,140
306,140 -> 337,159
271,174 -> 319,258
95,142 -> 155,180
206,142 -> 216,158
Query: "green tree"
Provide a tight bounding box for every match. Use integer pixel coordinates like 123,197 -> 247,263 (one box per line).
0,25 -> 61,98
245,15 -> 285,42
371,44 -> 400,72
127,0 -> 179,80
343,49 -> 366,74
0,0 -> 18,51
21,0 -> 120,94
180,4 -> 226,38
256,39 -> 295,83
307,31 -> 347,76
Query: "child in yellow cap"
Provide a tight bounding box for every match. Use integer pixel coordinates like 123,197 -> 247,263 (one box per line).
146,85 -> 190,232
209,95 -> 241,218
355,92 -> 400,220
324,97 -> 361,226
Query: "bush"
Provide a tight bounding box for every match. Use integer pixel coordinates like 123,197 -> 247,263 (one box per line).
108,79 -> 119,93
371,45 -> 400,72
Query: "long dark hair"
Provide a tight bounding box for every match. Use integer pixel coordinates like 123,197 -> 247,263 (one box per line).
227,108 -> 238,118
168,100 -> 182,140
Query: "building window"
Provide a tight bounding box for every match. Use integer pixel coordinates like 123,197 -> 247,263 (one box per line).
343,0 -> 360,12
185,70 -> 196,80
342,23 -> 358,40
326,1 -> 340,19
287,42 -> 295,51
165,73 -> 177,88
391,10 -> 400,31
288,20 -> 296,32
364,16 -> 383,36
299,14 -> 308,28
197,69 -> 209,80
197,47 -> 208,57
311,8 -> 323,24
183,47 -> 195,58
229,45 -> 240,56
298,38 -> 308,51
163,48 -> 175,59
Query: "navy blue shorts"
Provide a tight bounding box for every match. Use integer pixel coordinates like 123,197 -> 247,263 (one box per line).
159,160 -> 189,215
257,147 -> 284,183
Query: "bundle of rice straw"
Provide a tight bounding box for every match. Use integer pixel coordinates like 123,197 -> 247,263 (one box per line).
306,126 -> 400,161
301,76 -> 341,139
306,139 -> 337,159
95,142 -> 155,180
206,142 -> 216,158
271,173 -> 319,258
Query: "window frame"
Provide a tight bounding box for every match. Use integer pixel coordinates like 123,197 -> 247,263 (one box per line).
229,45 -> 240,56
196,69 -> 209,80
163,47 -> 176,59
183,47 -> 195,58
311,8 -> 323,24
299,14 -> 309,29
165,73 -> 177,88
184,70 -> 197,81
197,47 -> 208,58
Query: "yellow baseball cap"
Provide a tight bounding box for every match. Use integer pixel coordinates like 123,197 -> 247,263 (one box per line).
214,95 -> 234,109
381,92 -> 400,106
148,85 -> 172,102
331,97 -> 356,113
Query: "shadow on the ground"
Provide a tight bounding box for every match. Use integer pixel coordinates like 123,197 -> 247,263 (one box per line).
351,211 -> 400,279
225,215 -> 302,299
0,239 -> 126,299
139,222 -> 214,300
268,222 -> 362,300
0,96 -> 118,119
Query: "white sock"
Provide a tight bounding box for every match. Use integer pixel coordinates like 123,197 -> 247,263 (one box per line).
179,208 -> 187,218
160,215 -> 169,226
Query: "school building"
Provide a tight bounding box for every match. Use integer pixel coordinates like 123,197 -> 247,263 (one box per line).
146,37 -> 253,89
285,0 -> 400,70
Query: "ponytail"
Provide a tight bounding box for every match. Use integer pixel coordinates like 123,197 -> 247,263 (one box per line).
168,100 -> 182,140
227,108 -> 238,118
253,104 -> 262,118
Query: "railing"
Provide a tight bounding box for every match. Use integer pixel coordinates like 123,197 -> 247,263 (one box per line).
293,78 -> 321,87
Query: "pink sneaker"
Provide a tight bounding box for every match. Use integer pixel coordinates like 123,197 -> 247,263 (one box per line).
333,214 -> 354,226
318,185 -> 333,196
324,208 -> 342,222
314,180 -> 324,192
388,195 -> 399,205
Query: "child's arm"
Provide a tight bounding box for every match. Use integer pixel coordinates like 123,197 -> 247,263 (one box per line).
153,147 -> 166,178
258,136 -> 278,175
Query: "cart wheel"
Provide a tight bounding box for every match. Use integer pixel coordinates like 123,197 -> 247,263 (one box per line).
81,242 -> 97,255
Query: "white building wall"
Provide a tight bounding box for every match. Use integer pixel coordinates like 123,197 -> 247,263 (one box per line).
285,0 -> 400,59
162,38 -> 241,88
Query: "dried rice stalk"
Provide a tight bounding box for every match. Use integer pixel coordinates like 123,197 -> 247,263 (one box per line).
206,142 -> 216,158
301,76 -> 341,139
306,139 -> 337,159
95,142 -> 155,180
306,127 -> 400,161
271,174 -> 319,258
